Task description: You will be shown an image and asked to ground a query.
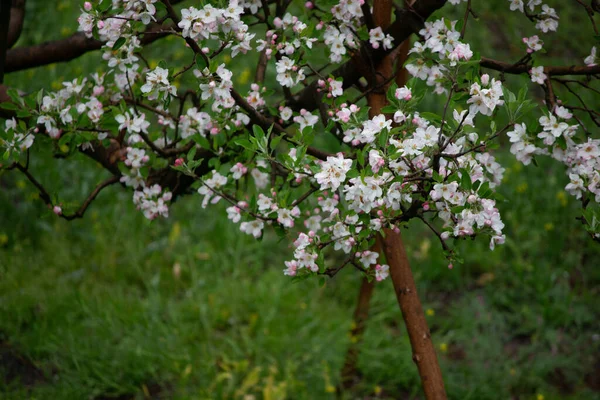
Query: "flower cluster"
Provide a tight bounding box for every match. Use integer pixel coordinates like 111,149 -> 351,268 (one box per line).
133,184 -> 172,219
256,13 -> 316,60
141,66 -> 176,101
507,1 -> 558,32
197,64 -> 235,110
369,27 -> 394,50
275,57 -> 306,88
406,19 -> 473,94
1,118 -> 34,154
178,1 -> 254,57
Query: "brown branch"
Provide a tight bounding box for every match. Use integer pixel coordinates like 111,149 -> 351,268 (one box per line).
14,162 -> 120,220
255,49 -> 268,84
7,0 -> 25,49
290,0 -> 448,112
61,176 -> 120,220
380,228 -> 447,399
574,0 -> 599,35
480,57 -> 600,76
0,0 -> 11,83
5,21 -> 175,73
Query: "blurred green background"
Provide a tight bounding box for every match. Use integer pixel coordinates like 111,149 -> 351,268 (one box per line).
1,1 -> 600,399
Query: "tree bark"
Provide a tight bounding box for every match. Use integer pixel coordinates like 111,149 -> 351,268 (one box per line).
338,1 -> 394,391
381,229 -> 447,399
367,1 -> 446,398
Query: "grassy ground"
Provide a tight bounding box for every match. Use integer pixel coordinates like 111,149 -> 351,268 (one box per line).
2,1 -> 600,399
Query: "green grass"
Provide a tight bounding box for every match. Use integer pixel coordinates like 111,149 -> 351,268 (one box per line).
2,0 -> 600,399
1,152 -> 599,399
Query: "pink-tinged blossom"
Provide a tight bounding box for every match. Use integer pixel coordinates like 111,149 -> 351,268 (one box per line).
508,0 -> 524,13
393,111 -> 407,124
230,163 -> 248,180
467,78 -> 504,116
293,110 -> 319,131
395,86 -> 412,101
527,0 -> 541,11
279,106 -> 293,121
585,46 -> 597,66
375,264 -> 390,281
554,106 -> 573,120
536,5 -> 559,32
315,154 -> 353,191
275,57 -> 305,87
277,208 -> 296,228
125,147 -> 149,169
226,205 -> 242,223
530,66 -> 546,85
141,66 -> 176,100
368,27 -> 394,50
369,150 -> 385,174
240,219 -> 264,238
133,184 -> 171,220
197,172 -> 227,207
359,251 -> 378,268
283,260 -> 299,276
523,35 -> 543,53
565,174 -> 585,199
448,42 -> 473,64
329,80 -> 344,97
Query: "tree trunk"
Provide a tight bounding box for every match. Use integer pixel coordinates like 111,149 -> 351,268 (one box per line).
339,2 -> 446,397
381,229 -> 447,399
338,0 -> 394,390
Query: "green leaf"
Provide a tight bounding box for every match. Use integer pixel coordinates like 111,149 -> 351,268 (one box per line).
112,37 -> 127,51
420,112 -> 442,125
357,149 -> 365,167
460,168 -> 472,191
233,138 -> 254,151
380,105 -> 398,114
0,102 -> 19,111
98,0 -> 113,12
195,55 -> 209,71
270,134 -> 282,151
7,89 -> 23,105
252,124 -> 265,140
187,146 -> 197,161
451,206 -> 465,214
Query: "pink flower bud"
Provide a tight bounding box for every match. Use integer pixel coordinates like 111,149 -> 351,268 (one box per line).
481,74 -> 490,86
423,202 -> 430,211
174,158 -> 184,167
84,2 -> 92,11
448,263 -> 453,270
53,206 -> 62,215
97,20 -> 105,29
92,86 -> 105,96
